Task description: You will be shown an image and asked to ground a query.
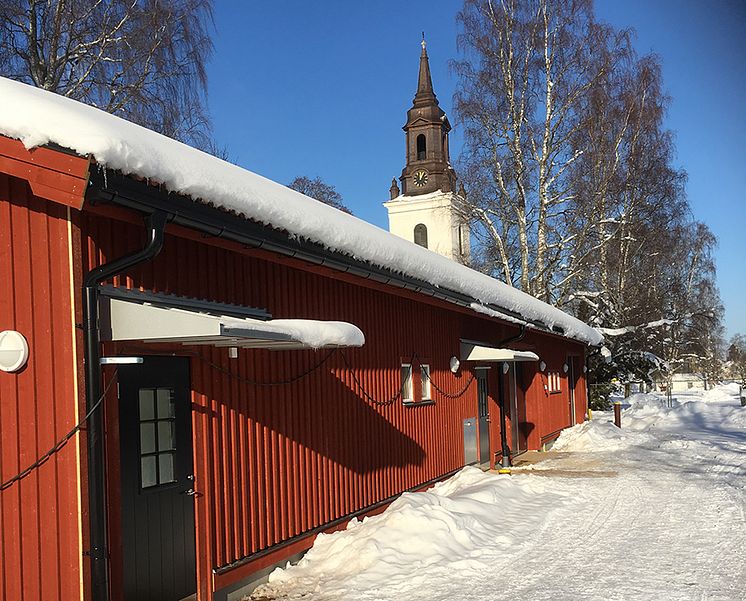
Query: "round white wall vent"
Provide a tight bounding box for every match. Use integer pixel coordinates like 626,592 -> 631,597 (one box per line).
0,330 -> 29,373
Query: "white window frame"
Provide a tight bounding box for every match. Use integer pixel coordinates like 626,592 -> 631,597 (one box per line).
401,363 -> 414,402
548,371 -> 561,393
420,364 -> 431,400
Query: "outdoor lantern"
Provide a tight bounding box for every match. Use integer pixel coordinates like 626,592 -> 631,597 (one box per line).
563,363 -> 569,373
502,361 -> 510,374
450,356 -> 460,373
539,360 -> 546,372
0,330 -> 29,373
99,356 -> 143,365
229,347 -> 239,359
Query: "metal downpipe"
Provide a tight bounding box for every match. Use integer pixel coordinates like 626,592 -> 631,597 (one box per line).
82,210 -> 169,601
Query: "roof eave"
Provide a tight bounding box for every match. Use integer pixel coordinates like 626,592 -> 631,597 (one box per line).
84,167 -> 594,345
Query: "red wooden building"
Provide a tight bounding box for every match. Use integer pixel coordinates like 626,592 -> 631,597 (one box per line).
0,77 -> 602,601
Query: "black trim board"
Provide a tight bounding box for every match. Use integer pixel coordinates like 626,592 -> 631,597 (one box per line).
99,284 -> 271,320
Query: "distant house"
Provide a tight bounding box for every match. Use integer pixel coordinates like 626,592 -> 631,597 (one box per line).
652,371 -> 708,392
0,70 -> 601,601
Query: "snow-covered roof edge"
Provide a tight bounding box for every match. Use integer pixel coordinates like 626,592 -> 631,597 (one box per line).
0,77 -> 603,346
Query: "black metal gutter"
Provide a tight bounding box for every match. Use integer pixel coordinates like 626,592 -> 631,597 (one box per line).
84,170 -> 570,339
83,210 -> 169,601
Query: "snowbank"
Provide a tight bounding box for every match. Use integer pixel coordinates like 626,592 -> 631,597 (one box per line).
253,467 -> 570,599
0,77 -> 602,346
555,384 -> 744,453
700,382 -> 741,403
552,419 -> 631,452
249,385 -> 745,600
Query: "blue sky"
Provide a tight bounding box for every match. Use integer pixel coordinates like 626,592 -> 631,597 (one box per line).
208,1 -> 745,338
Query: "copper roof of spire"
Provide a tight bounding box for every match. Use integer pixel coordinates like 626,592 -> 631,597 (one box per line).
414,37 -> 438,107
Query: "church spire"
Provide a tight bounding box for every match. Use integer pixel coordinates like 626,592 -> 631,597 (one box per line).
384,38 -> 470,264
396,38 -> 457,197
415,34 -> 437,106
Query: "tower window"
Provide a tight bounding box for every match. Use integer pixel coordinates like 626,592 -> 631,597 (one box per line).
416,134 -> 426,160
414,224 -> 428,248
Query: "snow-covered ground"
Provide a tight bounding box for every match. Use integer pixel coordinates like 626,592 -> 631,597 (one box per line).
250,384 -> 746,601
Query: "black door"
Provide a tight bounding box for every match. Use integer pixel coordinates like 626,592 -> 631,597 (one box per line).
476,369 -> 491,465
118,357 -> 197,601
509,363 -> 528,454
568,356 -> 579,425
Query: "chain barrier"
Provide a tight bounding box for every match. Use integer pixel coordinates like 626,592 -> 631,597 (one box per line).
418,360 -> 475,398
188,348 -> 338,387
338,350 -> 413,406
0,348 -> 477,491
0,371 -> 118,492
193,348 -> 475,406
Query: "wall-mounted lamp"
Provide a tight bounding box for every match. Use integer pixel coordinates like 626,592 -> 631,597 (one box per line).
100,356 -> 143,365
583,365 -> 587,373
539,361 -> 546,373
502,362 -> 510,374
0,330 -> 29,373
229,347 -> 239,359
450,356 -> 460,374
563,363 -> 569,373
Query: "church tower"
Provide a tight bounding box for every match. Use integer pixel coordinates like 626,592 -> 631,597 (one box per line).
384,39 -> 471,263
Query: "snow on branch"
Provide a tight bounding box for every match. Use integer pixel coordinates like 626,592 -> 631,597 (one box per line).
599,319 -> 674,337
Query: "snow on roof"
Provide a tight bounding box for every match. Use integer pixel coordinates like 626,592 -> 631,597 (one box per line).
385,189 -> 458,204
0,77 -> 602,346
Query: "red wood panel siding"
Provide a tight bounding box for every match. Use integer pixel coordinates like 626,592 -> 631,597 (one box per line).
0,136 -> 89,210
479,332 -> 586,459
0,173 -> 83,601
81,210 -> 588,596
529,342 -> 586,445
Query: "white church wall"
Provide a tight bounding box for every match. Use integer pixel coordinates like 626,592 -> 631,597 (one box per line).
384,191 -> 470,262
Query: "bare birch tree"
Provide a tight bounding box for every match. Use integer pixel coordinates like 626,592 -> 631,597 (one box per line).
0,0 -> 214,149
454,0 -> 617,302
454,0 -> 724,402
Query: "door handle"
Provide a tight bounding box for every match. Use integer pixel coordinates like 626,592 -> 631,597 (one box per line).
182,475 -> 200,496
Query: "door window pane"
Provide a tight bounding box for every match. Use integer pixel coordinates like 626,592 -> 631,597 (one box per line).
158,421 -> 175,451
141,456 -> 157,488
156,388 -> 175,418
139,389 -> 155,420
477,371 -> 488,417
138,386 -> 178,489
159,453 -> 175,484
140,423 -> 156,454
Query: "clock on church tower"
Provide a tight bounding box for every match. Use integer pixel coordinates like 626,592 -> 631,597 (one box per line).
383,38 -> 471,264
